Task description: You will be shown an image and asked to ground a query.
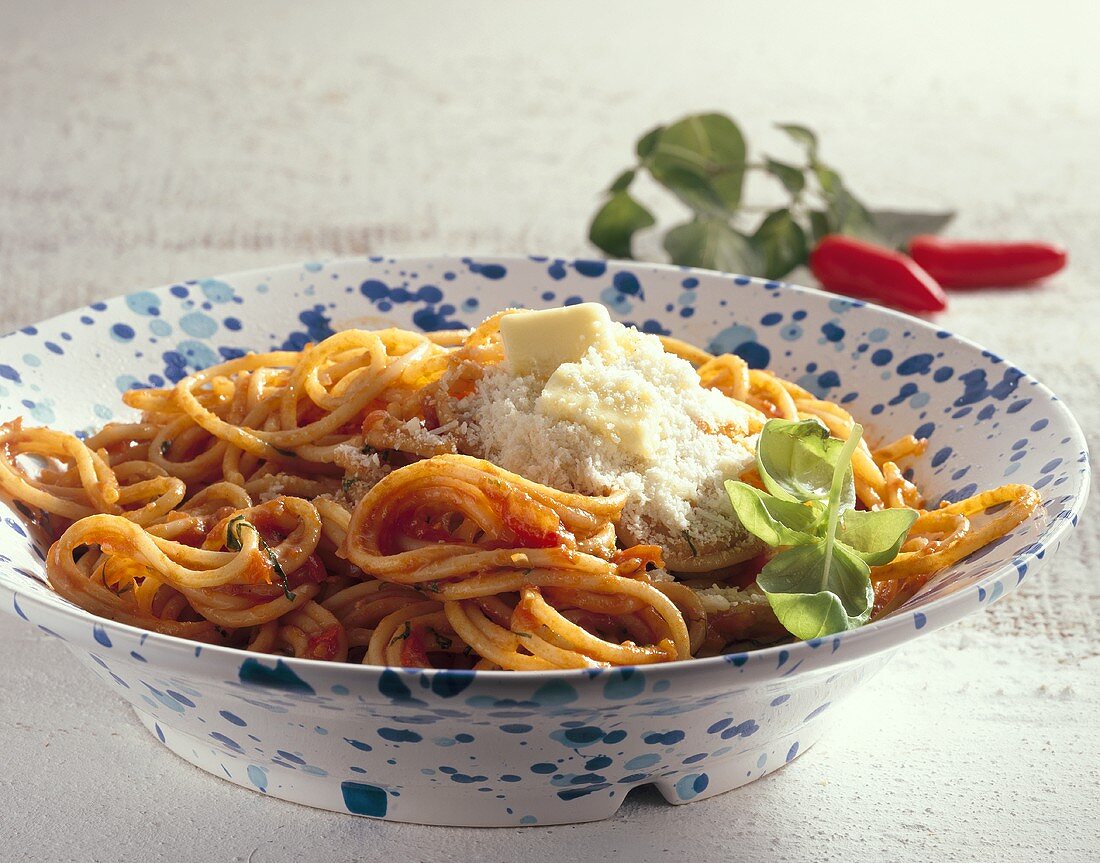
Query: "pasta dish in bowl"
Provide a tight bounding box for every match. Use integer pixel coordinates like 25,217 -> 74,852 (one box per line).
3,303 -> 1042,668
0,256 -> 1087,825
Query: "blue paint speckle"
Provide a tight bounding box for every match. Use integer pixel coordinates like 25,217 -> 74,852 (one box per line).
573,260 -> 606,277
613,271 -> 643,297
624,753 -> 661,770
674,772 -> 709,801
247,765 -> 268,792
643,730 -> 685,745
603,668 -> 645,700
199,279 -> 236,303
180,311 -> 218,338
238,658 -> 314,694
431,671 -> 474,699
341,781 -> 388,817
897,353 -> 934,375
467,261 -> 507,280
378,727 -> 423,743
110,323 -> 135,342
931,447 -> 953,468
209,732 -> 243,753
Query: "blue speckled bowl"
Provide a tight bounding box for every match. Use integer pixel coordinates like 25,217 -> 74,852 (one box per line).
0,256 -> 1088,826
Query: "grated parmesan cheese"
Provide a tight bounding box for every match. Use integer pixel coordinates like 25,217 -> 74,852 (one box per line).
692,584 -> 769,615
395,417 -> 457,456
255,475 -> 288,502
453,314 -> 762,568
333,443 -> 391,507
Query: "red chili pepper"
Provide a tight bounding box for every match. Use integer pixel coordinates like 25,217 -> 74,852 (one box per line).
809,235 -> 947,313
907,235 -> 1067,288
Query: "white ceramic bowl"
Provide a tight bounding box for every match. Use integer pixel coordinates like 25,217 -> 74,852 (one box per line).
0,256 -> 1088,826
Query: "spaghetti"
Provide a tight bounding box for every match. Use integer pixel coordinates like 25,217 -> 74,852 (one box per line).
0,309 -> 1040,669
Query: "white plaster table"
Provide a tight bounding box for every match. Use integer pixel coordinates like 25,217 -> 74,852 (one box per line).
0,2 -> 1097,860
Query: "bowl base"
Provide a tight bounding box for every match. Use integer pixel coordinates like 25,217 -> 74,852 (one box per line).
133,707 -> 821,826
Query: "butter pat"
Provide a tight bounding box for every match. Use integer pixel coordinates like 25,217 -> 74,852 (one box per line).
500,303 -> 612,378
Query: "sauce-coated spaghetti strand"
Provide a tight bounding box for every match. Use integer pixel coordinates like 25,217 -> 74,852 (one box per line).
342,454 -> 691,669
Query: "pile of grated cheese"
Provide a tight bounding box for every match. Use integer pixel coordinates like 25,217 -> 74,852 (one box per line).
455,313 -> 761,568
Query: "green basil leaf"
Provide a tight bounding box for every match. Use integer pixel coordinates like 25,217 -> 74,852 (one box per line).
649,166 -> 729,218
837,507 -> 919,565
870,209 -> 956,249
662,219 -> 763,275
814,163 -> 843,197
750,208 -> 808,280
588,191 -> 656,259
756,418 -> 852,504
776,123 -> 818,161
757,540 -> 873,639
765,591 -> 851,641
764,158 -> 806,196
608,169 -> 636,194
636,125 -> 665,160
225,515 -> 245,551
725,480 -> 822,547
647,113 -> 747,211
833,188 -> 882,242
809,209 -> 834,244
813,165 -> 883,244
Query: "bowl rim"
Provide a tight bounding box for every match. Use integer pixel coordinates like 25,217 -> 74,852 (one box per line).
0,254 -> 1091,684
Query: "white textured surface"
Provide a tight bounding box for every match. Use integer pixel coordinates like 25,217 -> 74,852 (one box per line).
0,2 -> 1097,860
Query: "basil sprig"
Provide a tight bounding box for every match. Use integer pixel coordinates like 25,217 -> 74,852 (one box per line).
588,112 -> 955,276
725,419 -> 917,640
